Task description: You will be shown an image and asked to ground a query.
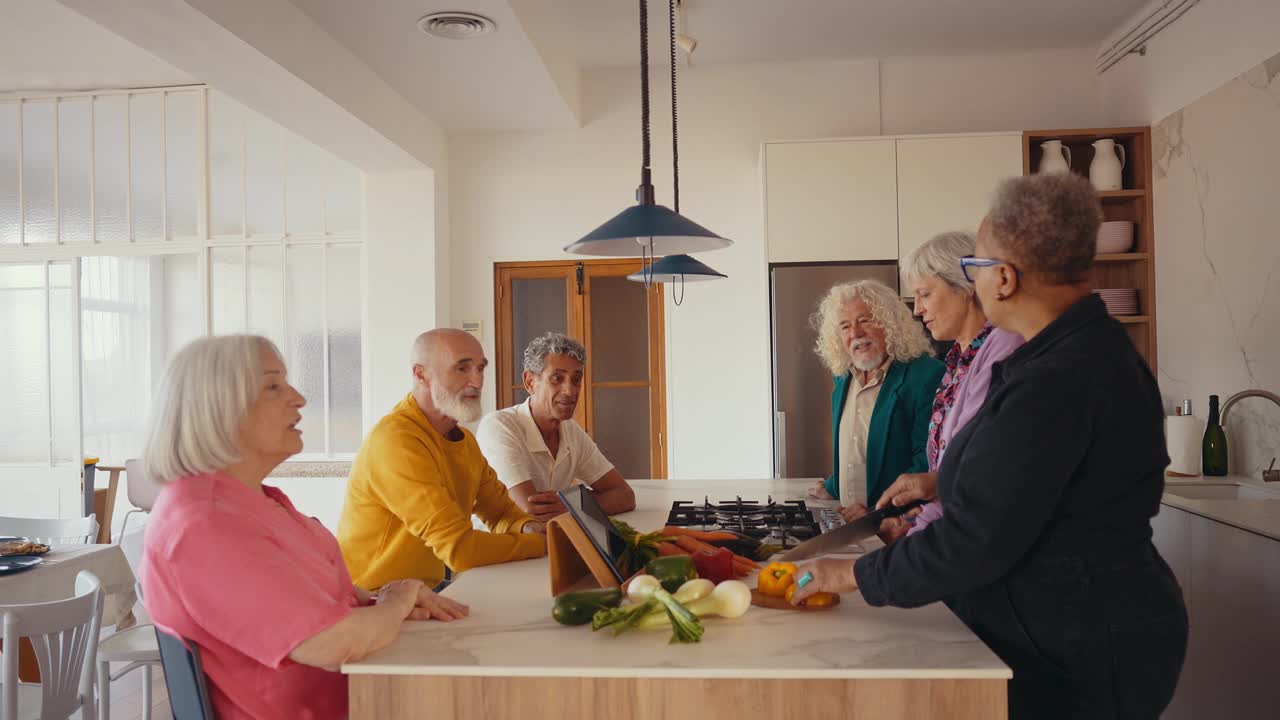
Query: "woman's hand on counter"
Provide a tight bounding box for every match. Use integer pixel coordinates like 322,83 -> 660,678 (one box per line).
522,520 -> 547,535
837,503 -> 870,523
408,587 -> 470,622
808,481 -> 835,500
789,558 -> 858,605
875,472 -> 938,512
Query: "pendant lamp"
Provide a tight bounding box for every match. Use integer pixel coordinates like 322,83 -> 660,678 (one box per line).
564,0 -> 731,259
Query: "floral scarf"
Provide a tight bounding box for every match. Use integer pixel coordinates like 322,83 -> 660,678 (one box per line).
926,322 -> 995,470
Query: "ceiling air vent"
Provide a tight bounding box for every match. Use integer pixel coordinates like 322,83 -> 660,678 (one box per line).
417,12 -> 497,40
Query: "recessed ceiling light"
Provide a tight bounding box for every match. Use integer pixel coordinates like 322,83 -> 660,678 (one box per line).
417,12 -> 497,40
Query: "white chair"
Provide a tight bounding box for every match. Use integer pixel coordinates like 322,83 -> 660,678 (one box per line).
1,570 -> 104,720
0,516 -> 98,546
97,460 -> 163,720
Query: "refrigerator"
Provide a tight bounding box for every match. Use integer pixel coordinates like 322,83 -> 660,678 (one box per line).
769,261 -> 900,480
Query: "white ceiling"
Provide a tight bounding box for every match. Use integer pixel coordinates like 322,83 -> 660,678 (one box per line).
2,0 -> 1152,134
560,0 -> 1153,67
0,1 -> 194,94
287,0 -> 580,132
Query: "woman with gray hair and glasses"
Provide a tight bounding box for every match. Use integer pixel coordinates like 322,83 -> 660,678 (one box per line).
792,174 -> 1187,719
883,230 -> 1024,540
139,335 -> 468,720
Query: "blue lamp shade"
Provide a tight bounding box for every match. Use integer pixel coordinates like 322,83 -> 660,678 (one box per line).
626,254 -> 727,283
564,203 -> 732,257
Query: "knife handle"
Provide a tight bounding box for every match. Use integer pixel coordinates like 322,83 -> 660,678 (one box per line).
880,498 -> 927,519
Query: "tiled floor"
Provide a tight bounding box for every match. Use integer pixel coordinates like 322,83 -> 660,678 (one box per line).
100,660 -> 172,720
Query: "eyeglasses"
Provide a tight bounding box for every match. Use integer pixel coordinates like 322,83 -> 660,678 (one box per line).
960,255 -> 1022,283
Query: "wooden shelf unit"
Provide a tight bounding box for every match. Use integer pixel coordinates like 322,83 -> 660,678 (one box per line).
1023,127 -> 1157,373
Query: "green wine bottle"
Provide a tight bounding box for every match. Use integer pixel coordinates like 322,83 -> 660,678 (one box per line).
1202,394 -> 1229,476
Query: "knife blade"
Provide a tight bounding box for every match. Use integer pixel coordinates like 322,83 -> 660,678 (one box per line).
783,499 -> 926,562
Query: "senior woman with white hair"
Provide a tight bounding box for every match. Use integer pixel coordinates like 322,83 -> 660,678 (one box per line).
791,174 -> 1187,719
888,231 -> 1024,540
806,279 -> 943,519
139,335 -> 468,720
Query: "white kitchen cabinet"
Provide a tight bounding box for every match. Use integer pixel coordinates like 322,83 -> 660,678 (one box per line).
895,134 -> 1023,272
764,139 -> 898,263
1156,505 -> 1280,720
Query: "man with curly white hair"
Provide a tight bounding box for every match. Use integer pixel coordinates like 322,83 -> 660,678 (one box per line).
807,279 -> 943,521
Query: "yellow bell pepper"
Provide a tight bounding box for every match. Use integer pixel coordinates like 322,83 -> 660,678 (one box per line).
759,561 -> 798,597
785,583 -> 837,607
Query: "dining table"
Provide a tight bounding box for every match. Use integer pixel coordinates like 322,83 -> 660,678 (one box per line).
0,543 -> 139,681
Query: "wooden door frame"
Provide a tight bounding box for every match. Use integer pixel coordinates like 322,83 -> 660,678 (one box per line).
493,258 -> 668,479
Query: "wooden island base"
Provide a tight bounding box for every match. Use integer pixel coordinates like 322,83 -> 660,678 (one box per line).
350,675 -> 1007,720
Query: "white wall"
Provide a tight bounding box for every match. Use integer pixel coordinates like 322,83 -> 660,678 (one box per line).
450,52 -> 1102,481
364,169 -> 448,424
1151,51 -> 1280,476
1099,0 -> 1280,125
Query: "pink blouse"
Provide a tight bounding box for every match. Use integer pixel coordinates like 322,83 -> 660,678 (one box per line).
140,472 -> 357,720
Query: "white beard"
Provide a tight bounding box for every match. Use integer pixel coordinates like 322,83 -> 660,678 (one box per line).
851,352 -> 888,372
432,384 -> 482,423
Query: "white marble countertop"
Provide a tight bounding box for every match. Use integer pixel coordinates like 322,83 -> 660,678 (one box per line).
342,479 -> 1010,680
1162,474 -> 1280,541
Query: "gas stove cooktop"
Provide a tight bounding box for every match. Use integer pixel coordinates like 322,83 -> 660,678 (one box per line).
665,497 -> 821,548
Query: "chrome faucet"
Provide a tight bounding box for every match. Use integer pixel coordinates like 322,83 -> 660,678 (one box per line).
1221,389 -> 1280,481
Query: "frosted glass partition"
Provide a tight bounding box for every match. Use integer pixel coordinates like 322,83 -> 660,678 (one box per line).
0,103 -> 17,244
165,92 -> 200,239
247,244 -> 284,345
286,134 -> 327,236
130,93 -> 164,241
287,245 -> 325,452
0,264 -> 51,462
2,86 -> 364,462
208,90 -> 244,237
211,246 -> 246,334
57,99 -> 92,244
327,244 -> 362,452
245,113 -> 284,237
93,95 -> 129,244
22,101 -> 55,244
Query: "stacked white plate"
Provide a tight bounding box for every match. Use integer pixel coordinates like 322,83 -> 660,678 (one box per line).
1096,221 -> 1135,254
1095,288 -> 1139,315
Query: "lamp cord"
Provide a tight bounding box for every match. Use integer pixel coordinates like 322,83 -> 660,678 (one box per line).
669,0 -> 680,214
639,0 -> 651,180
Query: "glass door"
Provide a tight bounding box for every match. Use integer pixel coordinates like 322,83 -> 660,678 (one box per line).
0,261 -> 82,517
494,260 -> 666,479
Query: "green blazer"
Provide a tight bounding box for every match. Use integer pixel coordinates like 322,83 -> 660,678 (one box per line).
823,355 -> 944,508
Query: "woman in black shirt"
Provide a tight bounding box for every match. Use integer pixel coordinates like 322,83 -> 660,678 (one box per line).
792,173 -> 1188,720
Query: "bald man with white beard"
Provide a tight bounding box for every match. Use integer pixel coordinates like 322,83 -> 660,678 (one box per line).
337,329 -> 547,592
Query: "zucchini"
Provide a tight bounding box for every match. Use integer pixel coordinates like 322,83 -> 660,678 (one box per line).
551,587 -> 624,626
645,555 -> 697,593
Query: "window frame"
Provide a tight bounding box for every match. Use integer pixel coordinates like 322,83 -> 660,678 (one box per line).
0,86 -> 364,464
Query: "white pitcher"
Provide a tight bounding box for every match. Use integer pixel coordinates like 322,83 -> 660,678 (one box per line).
1038,140 -> 1072,175
1089,139 -> 1126,191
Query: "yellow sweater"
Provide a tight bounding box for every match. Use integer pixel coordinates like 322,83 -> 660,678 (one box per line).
338,394 -> 546,590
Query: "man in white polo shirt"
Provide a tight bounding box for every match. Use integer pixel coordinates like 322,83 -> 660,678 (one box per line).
477,332 -> 636,522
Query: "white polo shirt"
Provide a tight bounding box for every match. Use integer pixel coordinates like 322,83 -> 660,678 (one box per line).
476,400 -> 615,493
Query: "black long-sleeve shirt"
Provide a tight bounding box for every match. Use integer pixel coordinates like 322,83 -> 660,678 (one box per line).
855,294 -> 1170,606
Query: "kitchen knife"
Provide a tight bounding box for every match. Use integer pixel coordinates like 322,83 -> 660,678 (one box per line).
782,500 -> 926,562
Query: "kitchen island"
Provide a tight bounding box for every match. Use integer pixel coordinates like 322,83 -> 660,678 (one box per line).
342,479 -> 1010,719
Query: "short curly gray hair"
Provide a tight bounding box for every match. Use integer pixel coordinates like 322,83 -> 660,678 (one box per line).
987,173 -> 1101,284
901,231 -> 976,297
522,332 -> 586,375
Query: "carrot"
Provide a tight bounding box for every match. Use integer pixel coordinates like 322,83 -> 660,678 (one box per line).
656,542 -> 689,557
662,527 -> 739,543
732,558 -> 758,574
673,535 -> 720,555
